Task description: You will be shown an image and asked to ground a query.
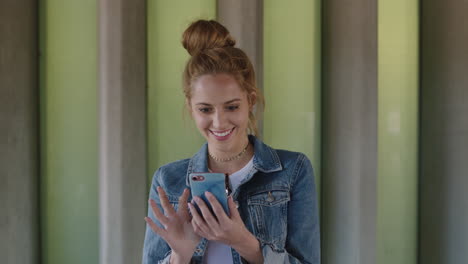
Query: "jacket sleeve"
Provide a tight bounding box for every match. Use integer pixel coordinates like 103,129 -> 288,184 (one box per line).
255,154 -> 321,264
142,168 -> 173,264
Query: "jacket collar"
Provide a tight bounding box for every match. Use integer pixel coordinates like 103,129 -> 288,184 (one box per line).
185,135 -> 283,186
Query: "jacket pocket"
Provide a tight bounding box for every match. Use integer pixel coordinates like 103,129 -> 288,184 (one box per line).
247,189 -> 290,251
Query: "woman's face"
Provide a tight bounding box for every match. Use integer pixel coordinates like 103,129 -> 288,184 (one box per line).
189,74 -> 253,153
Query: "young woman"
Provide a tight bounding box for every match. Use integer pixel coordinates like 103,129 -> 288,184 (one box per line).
142,20 -> 320,264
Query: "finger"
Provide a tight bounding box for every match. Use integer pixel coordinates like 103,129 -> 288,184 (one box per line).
194,196 -> 219,228
205,192 -> 229,224
188,202 -> 211,235
177,188 -> 190,219
228,196 -> 241,220
188,201 -> 205,225
191,217 -> 211,239
145,216 -> 167,237
157,186 -> 176,217
149,199 -> 169,226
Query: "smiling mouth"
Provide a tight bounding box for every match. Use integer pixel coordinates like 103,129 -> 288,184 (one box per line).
210,128 -> 235,137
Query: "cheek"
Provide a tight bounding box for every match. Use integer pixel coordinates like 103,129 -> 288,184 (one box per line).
234,110 -> 250,127
193,114 -> 210,129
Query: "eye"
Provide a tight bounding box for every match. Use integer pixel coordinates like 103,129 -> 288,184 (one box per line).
226,105 -> 239,111
198,107 -> 212,113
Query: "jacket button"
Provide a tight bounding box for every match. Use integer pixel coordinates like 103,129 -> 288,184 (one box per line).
267,192 -> 275,202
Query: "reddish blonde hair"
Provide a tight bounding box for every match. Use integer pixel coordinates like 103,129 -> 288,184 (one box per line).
182,20 -> 264,136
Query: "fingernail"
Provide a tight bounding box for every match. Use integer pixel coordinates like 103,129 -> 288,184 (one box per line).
205,191 -> 212,197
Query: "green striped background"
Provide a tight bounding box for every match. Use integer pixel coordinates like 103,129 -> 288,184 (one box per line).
38,1 -> 418,263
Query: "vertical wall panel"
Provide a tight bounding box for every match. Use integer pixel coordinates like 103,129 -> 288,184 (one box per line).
147,0 -> 216,179
263,0 -> 321,189
0,1 -> 39,263
40,1 -> 98,263
98,0 -> 147,263
420,1 -> 468,263
322,0 -> 377,263
377,1 -> 419,264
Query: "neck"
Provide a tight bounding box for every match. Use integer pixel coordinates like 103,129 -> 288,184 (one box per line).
208,142 -> 254,175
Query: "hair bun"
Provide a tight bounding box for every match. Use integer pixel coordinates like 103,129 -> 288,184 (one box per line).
182,20 -> 236,56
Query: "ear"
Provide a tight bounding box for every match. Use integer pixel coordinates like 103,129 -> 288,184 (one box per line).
248,91 -> 257,111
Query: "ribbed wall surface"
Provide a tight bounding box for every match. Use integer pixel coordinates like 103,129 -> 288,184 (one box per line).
0,1 -> 39,263
1,1 -> 467,264
39,1 -> 98,263
419,1 -> 468,263
263,0 -> 322,192
377,1 -> 419,264
322,1 -> 378,263
98,0 -> 147,263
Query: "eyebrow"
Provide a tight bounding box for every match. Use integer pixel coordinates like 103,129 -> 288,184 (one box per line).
195,98 -> 241,106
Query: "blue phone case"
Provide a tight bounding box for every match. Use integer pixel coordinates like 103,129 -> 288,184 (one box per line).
189,172 -> 229,216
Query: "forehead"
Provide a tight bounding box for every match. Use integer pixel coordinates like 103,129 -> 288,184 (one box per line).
191,74 -> 246,103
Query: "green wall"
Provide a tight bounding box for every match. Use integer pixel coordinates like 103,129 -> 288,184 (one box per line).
39,1 -> 98,263
34,1 -> 422,263
377,0 -> 419,263
147,0 -> 216,179
263,0 -> 322,190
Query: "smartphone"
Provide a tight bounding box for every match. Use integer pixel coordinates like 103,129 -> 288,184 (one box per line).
189,172 -> 229,216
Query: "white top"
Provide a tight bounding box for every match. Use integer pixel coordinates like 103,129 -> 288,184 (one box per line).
202,157 -> 255,264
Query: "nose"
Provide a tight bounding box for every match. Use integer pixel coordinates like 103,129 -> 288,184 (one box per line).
212,110 -> 227,129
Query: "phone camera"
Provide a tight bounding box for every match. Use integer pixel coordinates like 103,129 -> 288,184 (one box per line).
192,175 -> 205,181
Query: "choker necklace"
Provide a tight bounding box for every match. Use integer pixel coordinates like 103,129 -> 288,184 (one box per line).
209,142 -> 250,162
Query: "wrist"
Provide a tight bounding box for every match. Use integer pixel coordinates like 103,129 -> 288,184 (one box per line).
170,251 -> 192,264
232,232 -> 263,264
171,242 -> 198,264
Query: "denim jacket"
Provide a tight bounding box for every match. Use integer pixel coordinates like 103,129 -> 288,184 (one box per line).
142,135 -> 320,264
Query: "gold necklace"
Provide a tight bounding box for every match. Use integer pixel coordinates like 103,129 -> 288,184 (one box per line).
209,142 -> 250,162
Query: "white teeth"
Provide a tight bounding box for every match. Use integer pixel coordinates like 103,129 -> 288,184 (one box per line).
212,129 -> 232,137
